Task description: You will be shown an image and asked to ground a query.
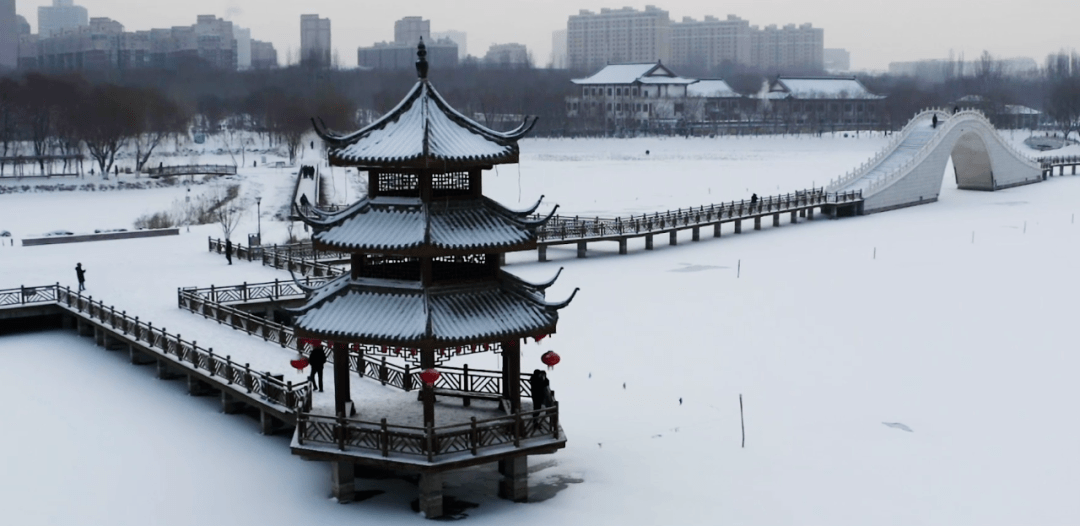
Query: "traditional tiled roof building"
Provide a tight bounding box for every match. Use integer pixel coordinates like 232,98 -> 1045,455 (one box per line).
291,40 -> 575,519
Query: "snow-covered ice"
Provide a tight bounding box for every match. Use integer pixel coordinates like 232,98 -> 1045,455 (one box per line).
2,132 -> 1079,525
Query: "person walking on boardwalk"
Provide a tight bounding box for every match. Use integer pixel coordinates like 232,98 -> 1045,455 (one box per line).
308,344 -> 326,392
750,193 -> 758,206
225,239 -> 233,265
75,263 -> 87,292
932,115 -> 938,129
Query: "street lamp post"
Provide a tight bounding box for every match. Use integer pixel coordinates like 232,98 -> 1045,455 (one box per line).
255,196 -> 262,245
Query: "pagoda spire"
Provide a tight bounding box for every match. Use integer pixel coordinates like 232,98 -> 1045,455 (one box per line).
416,38 -> 428,80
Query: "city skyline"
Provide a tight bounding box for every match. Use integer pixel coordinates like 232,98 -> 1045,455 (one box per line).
7,0 -> 1078,70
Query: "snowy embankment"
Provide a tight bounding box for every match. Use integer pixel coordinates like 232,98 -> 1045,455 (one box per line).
2,133 -> 1079,525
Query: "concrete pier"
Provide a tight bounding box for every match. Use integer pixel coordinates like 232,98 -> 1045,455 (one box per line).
498,456 -> 528,502
331,461 -> 355,504
669,231 -> 677,246
576,242 -> 587,259
644,234 -> 653,250
419,472 -> 444,518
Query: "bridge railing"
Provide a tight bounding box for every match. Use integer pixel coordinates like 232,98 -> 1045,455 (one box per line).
206,237 -> 345,277
297,403 -> 558,461
533,188 -> 839,242
0,285 -> 59,308
828,108 -> 952,191
146,164 -> 237,177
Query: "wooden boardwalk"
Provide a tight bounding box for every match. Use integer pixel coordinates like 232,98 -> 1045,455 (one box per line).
533,188 -> 862,260
0,283 -> 562,468
145,164 -> 237,178
209,187 -> 864,272
1039,155 -> 1080,178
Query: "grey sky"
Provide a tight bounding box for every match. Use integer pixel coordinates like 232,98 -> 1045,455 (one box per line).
14,0 -> 1080,71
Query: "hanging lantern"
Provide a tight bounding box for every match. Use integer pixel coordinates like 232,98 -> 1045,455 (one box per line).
534,334 -> 548,343
290,356 -> 310,372
420,368 -> 441,386
299,338 -> 319,348
541,351 -> 560,370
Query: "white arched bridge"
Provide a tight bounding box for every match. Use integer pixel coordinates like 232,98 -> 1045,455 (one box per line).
825,109 -> 1043,215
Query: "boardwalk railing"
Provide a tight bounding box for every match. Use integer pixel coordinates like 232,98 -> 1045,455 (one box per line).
1039,155 -> 1080,176
208,237 -> 345,277
146,164 -> 237,177
177,282 -> 532,399
297,404 -> 558,461
0,285 -> 58,307
532,189 -> 859,243
0,284 -> 313,414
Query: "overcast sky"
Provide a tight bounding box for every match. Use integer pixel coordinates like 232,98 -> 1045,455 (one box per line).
14,0 -> 1080,71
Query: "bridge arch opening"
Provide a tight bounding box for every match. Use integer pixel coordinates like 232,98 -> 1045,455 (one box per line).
950,130 -> 996,191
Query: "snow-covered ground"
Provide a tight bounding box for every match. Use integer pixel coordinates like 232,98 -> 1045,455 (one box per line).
2,132 -> 1079,525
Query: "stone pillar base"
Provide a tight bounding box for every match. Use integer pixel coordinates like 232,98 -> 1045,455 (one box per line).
790,211 -> 797,224
187,375 -> 212,396
498,456 -> 528,502
331,461 -> 355,504
734,220 -> 742,234
691,227 -> 700,242
419,472 -> 443,518
644,235 -> 653,250
618,239 -> 627,255
156,360 -> 180,380
260,409 -> 279,435
668,231 -> 677,246
129,345 -> 154,365
772,214 -> 780,227
537,245 -> 547,262
576,242 -> 587,259
713,223 -> 721,238
221,392 -> 244,414
754,217 -> 762,230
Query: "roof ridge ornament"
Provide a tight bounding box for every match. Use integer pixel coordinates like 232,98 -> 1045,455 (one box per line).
416,38 -> 428,80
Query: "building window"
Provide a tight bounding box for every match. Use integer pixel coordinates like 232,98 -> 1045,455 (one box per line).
674,103 -> 684,114
844,103 -> 852,112
632,87 -> 639,96
607,88 -> 613,96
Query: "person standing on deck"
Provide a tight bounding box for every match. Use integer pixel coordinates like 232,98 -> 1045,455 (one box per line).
225,239 -> 233,265
75,263 -> 87,292
932,115 -> 938,129
751,193 -> 758,206
308,344 -> 326,392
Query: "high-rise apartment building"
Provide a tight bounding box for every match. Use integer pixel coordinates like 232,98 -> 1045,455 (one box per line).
0,0 -> 17,69
752,23 -> 823,72
550,29 -> 567,69
359,17 -> 457,70
251,40 -> 278,69
18,14 -> 246,72
432,30 -> 466,60
670,15 -> 752,71
567,6 -> 671,72
38,0 -> 88,37
300,14 -> 331,68
394,16 -> 430,45
234,27 -> 251,70
484,43 -> 529,67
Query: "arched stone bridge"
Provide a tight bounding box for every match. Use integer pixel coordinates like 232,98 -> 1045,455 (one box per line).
826,109 -> 1043,214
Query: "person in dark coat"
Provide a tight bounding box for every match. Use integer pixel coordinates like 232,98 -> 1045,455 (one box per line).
75,263 -> 86,292
225,239 -> 233,265
529,369 -> 552,410
308,345 -> 326,392
750,193 -> 758,205
932,115 -> 938,129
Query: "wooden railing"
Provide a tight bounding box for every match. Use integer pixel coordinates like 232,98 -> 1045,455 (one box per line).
3,284 -> 313,413
177,284 -> 532,398
207,237 -> 345,277
297,404 -> 558,461
146,164 -> 237,177
1039,155 -> 1080,176
0,284 -> 59,307
532,189 -> 860,243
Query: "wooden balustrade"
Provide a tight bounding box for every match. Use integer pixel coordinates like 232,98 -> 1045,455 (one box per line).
297,404 -> 559,459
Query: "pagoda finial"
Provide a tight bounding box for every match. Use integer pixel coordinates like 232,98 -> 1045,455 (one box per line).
416,38 -> 428,79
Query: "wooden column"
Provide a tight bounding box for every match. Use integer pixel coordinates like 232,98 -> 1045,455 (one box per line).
504,340 -> 521,413
422,348 -> 435,428
333,341 -> 352,417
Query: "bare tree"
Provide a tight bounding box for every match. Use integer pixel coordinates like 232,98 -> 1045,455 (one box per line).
1046,77 -> 1080,140
79,85 -> 140,176
133,89 -> 189,172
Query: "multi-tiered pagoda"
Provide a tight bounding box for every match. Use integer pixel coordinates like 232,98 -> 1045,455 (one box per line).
288,41 -> 575,519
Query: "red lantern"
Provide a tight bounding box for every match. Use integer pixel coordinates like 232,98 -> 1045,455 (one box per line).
541,351 -> 560,369
534,334 -> 548,343
420,368 -> 441,386
290,357 -> 309,372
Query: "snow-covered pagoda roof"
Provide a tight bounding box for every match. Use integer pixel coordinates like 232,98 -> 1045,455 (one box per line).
297,195 -> 556,255
769,76 -> 884,100
572,62 -> 696,86
288,271 -> 577,346
313,42 -> 537,170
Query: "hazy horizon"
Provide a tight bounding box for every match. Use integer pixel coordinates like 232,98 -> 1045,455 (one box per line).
13,0 -> 1079,71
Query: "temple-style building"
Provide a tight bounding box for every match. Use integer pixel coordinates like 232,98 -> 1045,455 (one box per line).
289,41 -> 575,518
